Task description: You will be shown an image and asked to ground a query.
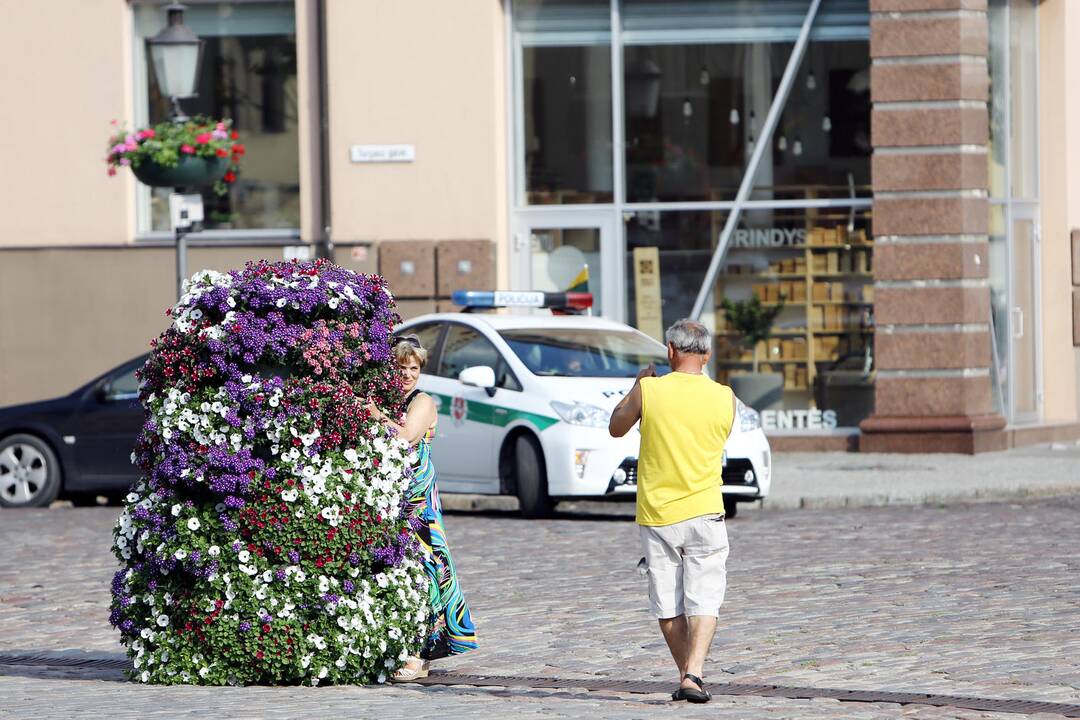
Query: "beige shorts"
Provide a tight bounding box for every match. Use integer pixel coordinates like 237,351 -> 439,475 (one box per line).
639,513 -> 729,619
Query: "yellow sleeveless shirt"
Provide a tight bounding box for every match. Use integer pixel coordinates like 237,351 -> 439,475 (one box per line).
637,373 -> 735,526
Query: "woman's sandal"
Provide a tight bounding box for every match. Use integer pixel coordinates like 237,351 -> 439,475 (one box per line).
671,673 -> 711,703
390,658 -> 429,682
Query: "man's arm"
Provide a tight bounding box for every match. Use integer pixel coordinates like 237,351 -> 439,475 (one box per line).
609,364 -> 655,438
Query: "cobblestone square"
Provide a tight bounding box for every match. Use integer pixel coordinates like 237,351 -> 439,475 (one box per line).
2,494 -> 1079,718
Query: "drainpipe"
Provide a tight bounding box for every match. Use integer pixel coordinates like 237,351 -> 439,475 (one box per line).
315,0 -> 333,259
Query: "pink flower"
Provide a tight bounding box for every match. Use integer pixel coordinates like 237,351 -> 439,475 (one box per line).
107,167 -> 118,176
181,144 -> 196,154
195,133 -> 211,144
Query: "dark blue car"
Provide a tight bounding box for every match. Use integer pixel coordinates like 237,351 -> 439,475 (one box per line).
0,355 -> 147,508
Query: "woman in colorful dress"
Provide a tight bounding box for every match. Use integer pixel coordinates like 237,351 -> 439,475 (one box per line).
367,334 -> 478,681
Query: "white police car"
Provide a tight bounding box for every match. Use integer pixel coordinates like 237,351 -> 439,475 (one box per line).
396,291 -> 772,518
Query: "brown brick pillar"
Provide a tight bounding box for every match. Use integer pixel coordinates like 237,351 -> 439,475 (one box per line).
860,0 -> 1006,453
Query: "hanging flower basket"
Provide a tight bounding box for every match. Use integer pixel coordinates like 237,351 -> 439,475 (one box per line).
131,154 -> 229,189
106,116 -> 245,195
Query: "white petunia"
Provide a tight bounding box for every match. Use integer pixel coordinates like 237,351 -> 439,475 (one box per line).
208,545 -> 220,557
187,517 -> 201,531
156,614 -> 169,627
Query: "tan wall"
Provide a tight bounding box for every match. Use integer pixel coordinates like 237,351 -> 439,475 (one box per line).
1037,0 -> 1080,423
0,0 -> 134,246
0,244 -> 420,406
324,0 -> 509,288
0,247 -> 290,405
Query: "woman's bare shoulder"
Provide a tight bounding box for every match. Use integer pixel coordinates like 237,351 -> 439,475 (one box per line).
407,392 -> 437,412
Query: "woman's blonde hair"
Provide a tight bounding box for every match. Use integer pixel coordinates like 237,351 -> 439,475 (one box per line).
392,336 -> 428,368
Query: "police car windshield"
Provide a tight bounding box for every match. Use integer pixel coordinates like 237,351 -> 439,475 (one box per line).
499,329 -> 670,378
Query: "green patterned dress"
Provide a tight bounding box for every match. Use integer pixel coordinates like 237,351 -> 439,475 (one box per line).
404,392 -> 478,660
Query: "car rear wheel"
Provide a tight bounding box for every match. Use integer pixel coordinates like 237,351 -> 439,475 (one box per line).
514,434 -> 553,519
0,434 -> 61,508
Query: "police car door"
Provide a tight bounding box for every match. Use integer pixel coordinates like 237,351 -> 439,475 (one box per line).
427,324 -> 501,492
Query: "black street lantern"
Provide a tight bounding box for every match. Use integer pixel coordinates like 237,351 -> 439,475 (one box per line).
147,3 -> 203,121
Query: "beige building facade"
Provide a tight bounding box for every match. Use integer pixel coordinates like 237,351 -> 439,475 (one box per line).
1,0 -> 1078,451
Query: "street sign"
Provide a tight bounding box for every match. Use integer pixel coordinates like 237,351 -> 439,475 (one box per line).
349,144 -> 415,163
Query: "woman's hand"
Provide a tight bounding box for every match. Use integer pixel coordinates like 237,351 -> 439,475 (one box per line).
365,402 -> 385,423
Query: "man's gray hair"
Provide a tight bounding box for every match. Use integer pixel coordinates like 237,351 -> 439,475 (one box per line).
665,318 -> 711,355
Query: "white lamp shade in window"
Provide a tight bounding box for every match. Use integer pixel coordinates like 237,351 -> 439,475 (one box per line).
149,42 -> 201,98
147,4 -> 203,99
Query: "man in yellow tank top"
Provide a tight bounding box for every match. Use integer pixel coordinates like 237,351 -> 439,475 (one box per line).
609,318 -> 736,704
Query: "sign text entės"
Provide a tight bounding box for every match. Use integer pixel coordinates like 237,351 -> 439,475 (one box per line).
761,409 -> 838,431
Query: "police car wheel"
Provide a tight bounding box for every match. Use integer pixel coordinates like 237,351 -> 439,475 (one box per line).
514,434 -> 552,519
723,496 -> 738,518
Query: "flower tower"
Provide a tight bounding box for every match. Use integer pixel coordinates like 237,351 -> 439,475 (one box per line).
109,259 -> 429,685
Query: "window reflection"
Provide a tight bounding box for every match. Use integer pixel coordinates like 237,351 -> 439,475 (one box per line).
523,46 -> 614,204
136,2 -> 299,231
625,40 -> 870,203
625,207 -> 875,425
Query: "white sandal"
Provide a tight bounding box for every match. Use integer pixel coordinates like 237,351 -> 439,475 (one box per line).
391,657 -> 429,682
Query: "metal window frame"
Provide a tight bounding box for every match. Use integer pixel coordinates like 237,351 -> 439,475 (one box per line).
128,1 -> 302,239
989,0 -> 1043,425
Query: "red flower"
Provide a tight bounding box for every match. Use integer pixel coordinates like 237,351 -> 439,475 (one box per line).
231,143 -> 246,156
195,133 -> 211,144
216,148 -> 228,158
181,144 -> 196,155
230,130 -> 239,140
223,171 -> 236,183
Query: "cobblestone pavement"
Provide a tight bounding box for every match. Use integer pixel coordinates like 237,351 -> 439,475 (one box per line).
2,495 -> 1079,718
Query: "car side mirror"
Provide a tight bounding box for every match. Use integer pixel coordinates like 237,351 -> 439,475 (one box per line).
459,366 -> 497,397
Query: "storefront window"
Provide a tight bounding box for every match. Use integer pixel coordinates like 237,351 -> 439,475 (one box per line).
1008,0 -> 1037,200
626,206 -> 875,426
134,2 -> 299,232
623,38 -> 869,203
515,1 -> 613,205
512,1 -> 874,427
987,0 -> 1040,422
988,204 -> 1009,414
621,1 -> 870,203
988,1 -> 1008,199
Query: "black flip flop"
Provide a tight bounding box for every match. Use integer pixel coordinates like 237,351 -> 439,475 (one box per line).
671,673 -> 711,703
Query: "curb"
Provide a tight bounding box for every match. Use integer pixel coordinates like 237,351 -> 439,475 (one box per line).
441,484 -> 1080,515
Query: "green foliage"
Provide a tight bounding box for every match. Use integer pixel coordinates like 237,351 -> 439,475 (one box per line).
720,295 -> 786,373
105,116 -> 245,195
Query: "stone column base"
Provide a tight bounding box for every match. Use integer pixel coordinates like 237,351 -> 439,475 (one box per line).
859,414 -> 1007,454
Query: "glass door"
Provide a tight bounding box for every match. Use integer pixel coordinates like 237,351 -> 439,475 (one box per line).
1010,206 -> 1041,422
512,210 -> 621,321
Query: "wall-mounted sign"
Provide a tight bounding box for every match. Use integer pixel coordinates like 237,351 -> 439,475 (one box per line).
761,408 -> 838,432
349,144 -> 415,163
731,227 -> 806,248
633,246 -> 664,343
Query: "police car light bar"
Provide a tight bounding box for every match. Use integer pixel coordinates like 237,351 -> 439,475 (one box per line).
451,290 -> 593,311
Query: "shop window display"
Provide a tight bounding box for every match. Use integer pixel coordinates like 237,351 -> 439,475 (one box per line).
626,208 -> 875,427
